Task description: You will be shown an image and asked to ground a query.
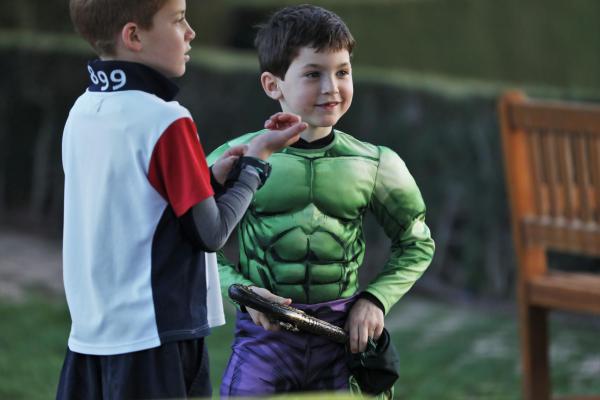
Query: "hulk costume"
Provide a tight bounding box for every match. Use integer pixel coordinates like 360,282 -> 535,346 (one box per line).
208,129 -> 434,311
207,129 -> 434,396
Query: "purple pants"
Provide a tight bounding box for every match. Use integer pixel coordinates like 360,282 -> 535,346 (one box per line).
220,296 -> 356,397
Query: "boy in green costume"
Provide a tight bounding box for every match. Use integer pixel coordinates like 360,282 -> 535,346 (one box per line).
207,4 -> 435,396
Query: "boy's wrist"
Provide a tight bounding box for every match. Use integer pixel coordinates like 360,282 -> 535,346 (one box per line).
244,146 -> 270,160
226,157 -> 272,189
358,292 -> 385,313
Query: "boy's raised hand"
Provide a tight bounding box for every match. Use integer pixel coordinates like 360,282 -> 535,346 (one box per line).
345,298 -> 384,353
246,286 -> 292,332
246,113 -> 307,160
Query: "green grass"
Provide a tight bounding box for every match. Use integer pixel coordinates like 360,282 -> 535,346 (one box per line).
388,300 -> 600,399
0,295 -> 70,400
205,304 -> 237,391
1,295 -> 599,399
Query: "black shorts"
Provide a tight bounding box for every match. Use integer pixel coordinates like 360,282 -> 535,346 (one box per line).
56,338 -> 211,400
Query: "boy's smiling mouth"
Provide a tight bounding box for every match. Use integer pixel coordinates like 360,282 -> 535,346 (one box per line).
316,101 -> 340,110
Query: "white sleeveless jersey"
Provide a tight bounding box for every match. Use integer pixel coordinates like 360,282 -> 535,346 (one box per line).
62,60 -> 225,355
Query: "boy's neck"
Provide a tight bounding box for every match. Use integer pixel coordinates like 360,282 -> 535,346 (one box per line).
100,51 -> 137,64
300,125 -> 333,142
101,47 -> 145,69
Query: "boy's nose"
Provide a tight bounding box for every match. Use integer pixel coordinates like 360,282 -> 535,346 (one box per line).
321,76 -> 339,94
186,21 -> 196,41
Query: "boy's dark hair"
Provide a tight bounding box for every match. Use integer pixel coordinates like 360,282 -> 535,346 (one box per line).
255,4 -> 355,79
70,0 -> 168,56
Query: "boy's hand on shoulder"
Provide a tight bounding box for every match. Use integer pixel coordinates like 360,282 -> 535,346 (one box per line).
345,298 -> 384,353
211,144 -> 248,185
246,286 -> 292,332
246,113 -> 307,160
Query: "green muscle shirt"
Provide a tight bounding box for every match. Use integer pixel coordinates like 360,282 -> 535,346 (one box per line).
206,129 -> 434,314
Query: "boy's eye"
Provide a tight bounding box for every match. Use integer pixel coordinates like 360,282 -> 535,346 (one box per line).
305,72 -> 320,78
337,70 -> 350,77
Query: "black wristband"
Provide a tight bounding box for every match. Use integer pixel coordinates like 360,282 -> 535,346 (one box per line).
225,156 -> 272,189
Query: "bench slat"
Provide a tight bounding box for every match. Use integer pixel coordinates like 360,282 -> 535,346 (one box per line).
509,101 -> 600,134
529,272 -> 600,314
522,218 -> 600,257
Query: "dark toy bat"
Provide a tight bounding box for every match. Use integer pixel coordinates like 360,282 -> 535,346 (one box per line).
228,284 -> 348,344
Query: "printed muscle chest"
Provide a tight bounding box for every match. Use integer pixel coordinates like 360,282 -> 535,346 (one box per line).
253,153 -> 377,219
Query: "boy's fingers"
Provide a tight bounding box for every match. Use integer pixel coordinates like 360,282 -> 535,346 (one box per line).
257,313 -> 281,332
266,320 -> 281,332
265,293 -> 292,305
349,319 -> 374,353
247,309 -> 260,325
289,122 -> 308,135
374,324 -> 384,340
349,324 -> 359,353
269,122 -> 306,146
250,286 -> 291,305
257,314 -> 269,328
358,325 -> 369,352
245,122 -> 305,159
265,113 -> 302,130
222,155 -> 238,166
223,144 -> 248,157
254,311 -> 273,331
268,112 -> 300,123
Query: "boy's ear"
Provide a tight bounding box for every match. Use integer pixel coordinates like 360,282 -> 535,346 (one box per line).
260,72 -> 282,100
120,22 -> 143,52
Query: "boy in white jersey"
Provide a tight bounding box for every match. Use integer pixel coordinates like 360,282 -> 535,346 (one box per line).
58,0 -> 306,398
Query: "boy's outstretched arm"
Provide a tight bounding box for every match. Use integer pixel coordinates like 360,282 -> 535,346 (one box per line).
182,115 -> 306,252
347,146 -> 435,353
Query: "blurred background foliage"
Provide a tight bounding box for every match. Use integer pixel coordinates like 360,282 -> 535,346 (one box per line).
1,0 -> 599,301
3,0 -> 600,92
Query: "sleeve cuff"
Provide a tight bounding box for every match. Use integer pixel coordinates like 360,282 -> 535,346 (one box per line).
358,291 -> 386,313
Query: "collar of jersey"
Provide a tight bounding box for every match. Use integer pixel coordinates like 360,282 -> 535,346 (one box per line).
87,59 -> 179,101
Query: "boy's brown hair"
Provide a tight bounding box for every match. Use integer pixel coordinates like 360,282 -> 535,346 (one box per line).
255,4 -> 355,79
70,0 -> 168,56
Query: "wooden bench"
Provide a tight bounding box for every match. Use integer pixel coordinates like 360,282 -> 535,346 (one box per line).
498,91 -> 600,400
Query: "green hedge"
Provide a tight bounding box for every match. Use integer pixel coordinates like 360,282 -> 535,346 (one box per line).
211,0 -> 600,92
2,0 -> 600,92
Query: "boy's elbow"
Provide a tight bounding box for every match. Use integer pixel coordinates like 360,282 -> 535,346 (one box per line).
197,233 -> 228,253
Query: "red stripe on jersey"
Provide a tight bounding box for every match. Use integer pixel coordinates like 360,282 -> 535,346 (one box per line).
148,118 -> 214,217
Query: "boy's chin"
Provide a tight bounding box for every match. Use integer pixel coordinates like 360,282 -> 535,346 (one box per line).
160,65 -> 186,78
315,116 -> 343,128
168,68 -> 186,78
